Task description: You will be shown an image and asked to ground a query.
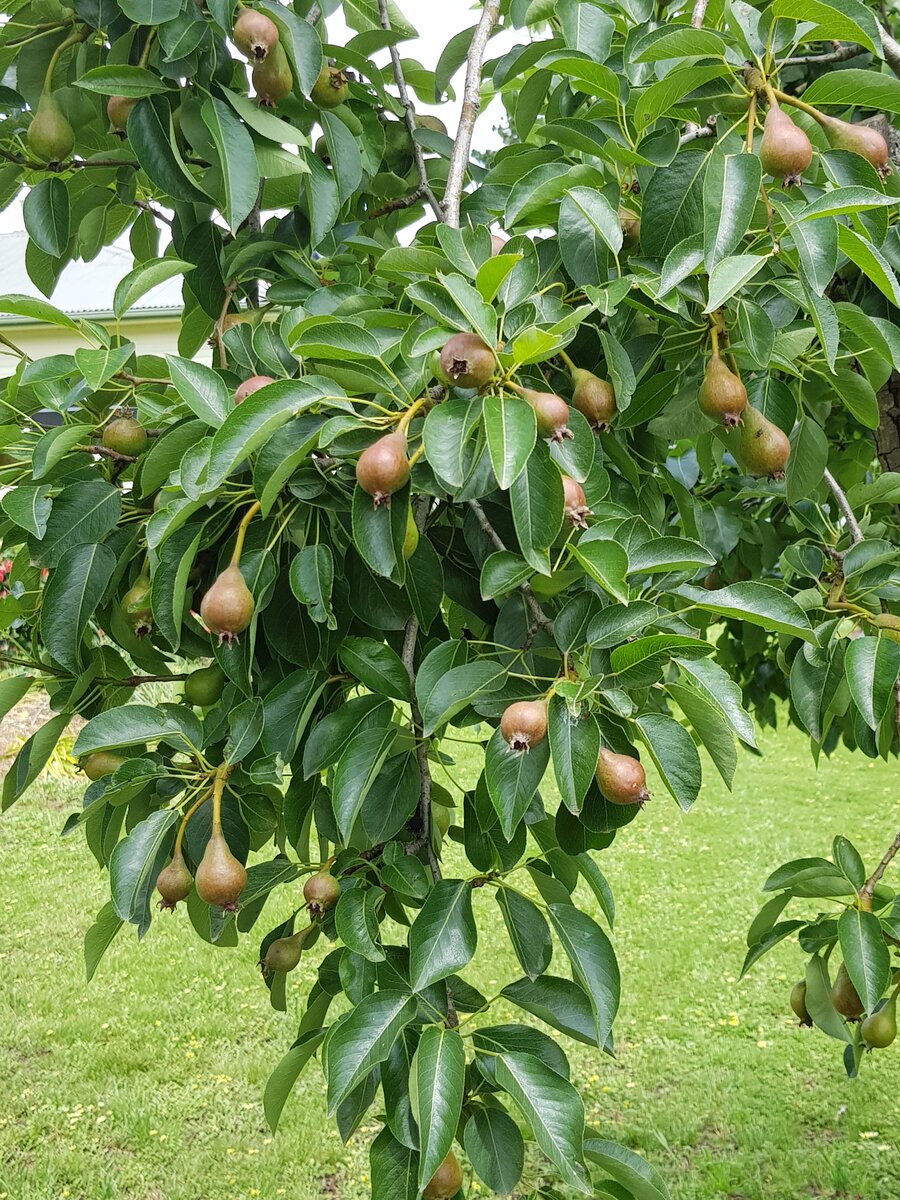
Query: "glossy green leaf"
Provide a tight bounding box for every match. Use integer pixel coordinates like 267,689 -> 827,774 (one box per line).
494,1052 -> 591,1194
324,990 -> 416,1114
483,393 -> 536,490
845,635 -> 900,730
409,879 -> 477,992
23,177 -> 69,258
837,908 -> 891,1015
413,1026 -> 466,1190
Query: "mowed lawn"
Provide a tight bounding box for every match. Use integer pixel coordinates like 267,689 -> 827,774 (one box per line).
2,720 -> 900,1200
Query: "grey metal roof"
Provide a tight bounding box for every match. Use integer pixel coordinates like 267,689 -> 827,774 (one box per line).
0,232 -> 183,321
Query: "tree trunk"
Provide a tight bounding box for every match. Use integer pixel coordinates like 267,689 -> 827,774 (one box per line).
876,372 -> 900,474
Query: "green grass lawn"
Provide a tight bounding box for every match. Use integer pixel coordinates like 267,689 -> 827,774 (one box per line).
2,721 -> 899,1200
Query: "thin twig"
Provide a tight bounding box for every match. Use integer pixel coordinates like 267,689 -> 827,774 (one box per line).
0,147 -> 140,171
467,499 -> 554,637
212,279 -> 239,369
691,0 -> 709,28
242,184 -> 263,308
306,3 -> 321,23
782,42 -> 866,65
443,0 -> 502,228
679,116 -> 717,145
133,199 -> 173,228
823,467 -> 863,544
100,673 -> 190,687
859,826 -> 900,909
367,185 -> 426,220
376,0 -> 443,222
75,443 -> 136,464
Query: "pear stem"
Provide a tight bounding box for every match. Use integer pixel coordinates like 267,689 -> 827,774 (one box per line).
43,25 -> 87,92
558,349 -> 576,373
745,93 -> 757,153
210,770 -> 227,833
407,442 -> 426,468
710,325 -> 720,356
137,28 -> 157,69
174,786 -> 214,854
771,87 -> 826,126
397,395 -> 426,433
230,499 -> 261,567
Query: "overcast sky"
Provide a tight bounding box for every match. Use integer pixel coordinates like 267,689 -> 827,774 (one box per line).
0,2 -> 516,233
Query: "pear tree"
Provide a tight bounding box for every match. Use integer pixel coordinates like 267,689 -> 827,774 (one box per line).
2,0 -> 900,1195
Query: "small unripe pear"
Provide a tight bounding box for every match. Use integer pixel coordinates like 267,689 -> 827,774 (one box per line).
121,576 -> 153,637
831,963 -> 864,1020
233,7 -> 279,61
103,416 -> 147,456
861,996 -> 897,1048
490,232 -> 508,255
253,41 -> 293,107
81,751 -> 126,781
499,699 -> 548,752
619,208 -> 640,253
438,332 -> 495,389
698,353 -> 747,427
356,431 -> 410,507
520,388 -> 573,442
311,65 -> 349,108
790,980 -> 812,1026
184,663 -> 228,707
28,92 -> 75,163
819,113 -> 889,176
200,564 -> 255,644
759,104 -> 812,187
423,1151 -> 463,1200
261,927 -> 313,975
107,95 -> 136,135
570,367 -> 616,430
595,747 -> 649,805
156,850 -> 193,911
739,405 -> 790,480
235,374 -> 274,404
561,475 -> 591,528
195,827 -> 246,911
304,870 -> 340,917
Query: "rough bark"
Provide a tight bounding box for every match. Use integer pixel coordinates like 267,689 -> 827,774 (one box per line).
876,372 -> 900,475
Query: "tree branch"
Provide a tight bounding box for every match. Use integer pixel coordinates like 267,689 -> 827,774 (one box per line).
782,41 -> 867,65
467,499 -> 554,637
75,443 -> 136,464
443,0 -> 502,228
133,199 -> 173,228
691,0 -> 709,28
0,147 -> 140,171
100,673 -> 190,687
367,185 -> 425,220
878,22 -> 900,77
212,279 -> 239,370
859,824 -> 900,909
377,0 -> 443,222
823,467 -> 863,544
679,116 -> 717,145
